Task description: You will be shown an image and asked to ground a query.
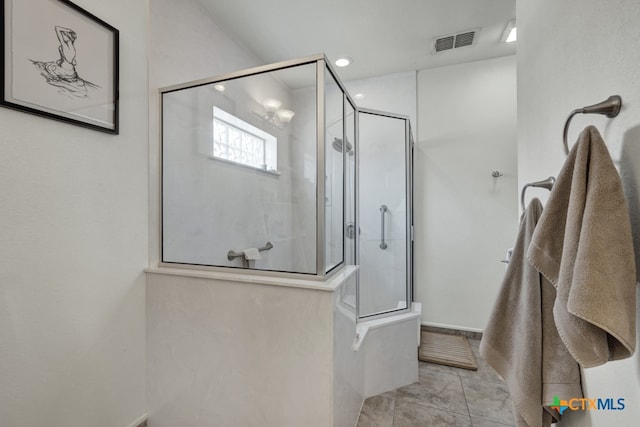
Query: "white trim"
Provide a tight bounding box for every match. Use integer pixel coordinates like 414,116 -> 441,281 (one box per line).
145,264 -> 358,293
353,302 -> 421,351
421,320 -> 483,334
126,413 -> 148,427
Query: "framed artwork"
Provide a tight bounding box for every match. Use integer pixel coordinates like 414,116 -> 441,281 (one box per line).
1,0 -> 119,133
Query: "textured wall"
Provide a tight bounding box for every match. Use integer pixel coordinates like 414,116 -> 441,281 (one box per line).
0,1 -> 149,426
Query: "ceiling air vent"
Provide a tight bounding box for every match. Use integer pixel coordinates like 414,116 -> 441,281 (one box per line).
433,29 -> 479,53
434,36 -> 454,52
454,31 -> 475,48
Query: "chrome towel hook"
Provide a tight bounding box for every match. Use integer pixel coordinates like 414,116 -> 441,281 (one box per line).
562,95 -> 622,155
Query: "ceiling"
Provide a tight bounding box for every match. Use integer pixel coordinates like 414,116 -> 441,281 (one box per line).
197,0 -> 516,82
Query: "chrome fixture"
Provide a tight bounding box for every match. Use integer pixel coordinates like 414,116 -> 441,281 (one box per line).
227,242 -> 274,261
345,222 -> 356,239
379,205 -> 388,250
520,176 -> 555,210
332,137 -> 354,155
562,95 -> 622,155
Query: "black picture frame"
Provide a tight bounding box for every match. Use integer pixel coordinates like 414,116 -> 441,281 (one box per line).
1,0 -> 119,134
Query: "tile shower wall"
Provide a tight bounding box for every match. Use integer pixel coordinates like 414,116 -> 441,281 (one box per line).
288,73 -> 349,274
290,85 -> 319,273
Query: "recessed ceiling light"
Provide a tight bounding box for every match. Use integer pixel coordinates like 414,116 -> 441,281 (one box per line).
335,57 -> 352,67
354,93 -> 365,99
213,84 -> 225,92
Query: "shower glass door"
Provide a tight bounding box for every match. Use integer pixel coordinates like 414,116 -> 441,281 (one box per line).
357,109 -> 413,319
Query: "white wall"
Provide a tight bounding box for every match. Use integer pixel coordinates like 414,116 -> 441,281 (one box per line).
345,71 -> 417,126
416,55 -> 518,331
0,1 -> 148,426
518,1 -> 640,425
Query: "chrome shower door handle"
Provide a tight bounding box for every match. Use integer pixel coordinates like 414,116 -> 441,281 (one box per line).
379,205 -> 388,250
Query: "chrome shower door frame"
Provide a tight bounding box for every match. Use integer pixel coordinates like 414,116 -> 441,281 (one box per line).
355,108 -> 414,321
158,54 -> 353,280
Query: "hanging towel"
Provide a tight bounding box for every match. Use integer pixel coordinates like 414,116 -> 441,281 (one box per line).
243,247 -> 261,261
527,125 -> 636,368
480,198 -> 582,427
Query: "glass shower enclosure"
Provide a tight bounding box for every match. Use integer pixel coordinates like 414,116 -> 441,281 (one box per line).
356,109 -> 413,319
161,55 -> 351,277
160,54 -> 413,319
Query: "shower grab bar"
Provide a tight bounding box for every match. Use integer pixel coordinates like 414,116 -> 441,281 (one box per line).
379,205 -> 388,250
227,242 -> 273,260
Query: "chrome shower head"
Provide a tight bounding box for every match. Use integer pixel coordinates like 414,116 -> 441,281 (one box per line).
332,138 -> 354,155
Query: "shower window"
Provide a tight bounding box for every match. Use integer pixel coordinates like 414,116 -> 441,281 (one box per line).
212,107 -> 278,173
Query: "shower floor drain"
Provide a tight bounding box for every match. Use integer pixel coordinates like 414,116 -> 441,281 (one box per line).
418,331 -> 478,371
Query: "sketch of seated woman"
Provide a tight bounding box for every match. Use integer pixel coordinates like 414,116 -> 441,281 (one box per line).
31,25 -> 99,99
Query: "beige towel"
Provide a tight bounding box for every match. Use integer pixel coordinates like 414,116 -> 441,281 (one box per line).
480,199 -> 582,427
243,247 -> 261,261
527,125 -> 636,367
